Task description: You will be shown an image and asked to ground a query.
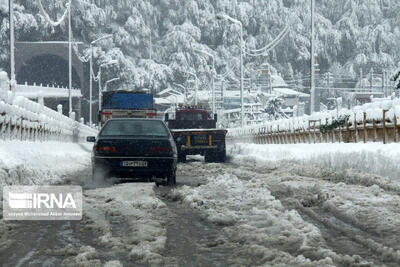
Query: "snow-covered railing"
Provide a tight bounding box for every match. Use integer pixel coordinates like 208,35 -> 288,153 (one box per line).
227,98 -> 400,145
0,91 -> 97,142
15,83 -> 82,99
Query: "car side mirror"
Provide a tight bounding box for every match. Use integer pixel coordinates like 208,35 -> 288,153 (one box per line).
165,113 -> 169,121
86,136 -> 96,142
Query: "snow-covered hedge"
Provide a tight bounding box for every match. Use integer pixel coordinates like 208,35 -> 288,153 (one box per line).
0,91 -> 97,142
228,98 -> 400,138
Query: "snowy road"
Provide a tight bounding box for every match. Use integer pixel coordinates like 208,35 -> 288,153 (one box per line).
1,143 -> 400,266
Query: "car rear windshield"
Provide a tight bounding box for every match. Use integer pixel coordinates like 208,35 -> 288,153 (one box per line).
100,120 -> 169,137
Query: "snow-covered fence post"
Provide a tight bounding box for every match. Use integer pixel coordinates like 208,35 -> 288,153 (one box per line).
276,125 -> 280,144
19,119 -> 23,141
318,120 -> 322,143
354,114 -> 357,143
383,110 -> 387,144
363,112 -> 367,143
372,119 -> 377,142
8,117 -> 13,140
33,125 -> 37,142
0,115 -> 6,139
394,115 -> 398,143
324,119 -> 328,143
312,121 -> 316,143
270,125 -> 275,144
292,126 -> 296,144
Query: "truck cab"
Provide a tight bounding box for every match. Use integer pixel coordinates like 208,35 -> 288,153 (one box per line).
167,108 -> 217,129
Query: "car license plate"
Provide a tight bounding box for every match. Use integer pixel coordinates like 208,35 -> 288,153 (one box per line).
121,161 -> 147,167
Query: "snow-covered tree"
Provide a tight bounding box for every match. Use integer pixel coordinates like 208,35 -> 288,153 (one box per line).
0,0 -> 399,98
264,97 -> 284,120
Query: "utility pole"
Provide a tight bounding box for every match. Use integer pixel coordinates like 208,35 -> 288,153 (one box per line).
9,0 -> 15,92
360,68 -> 364,91
98,60 -> 118,111
310,0 -> 315,114
193,49 -> 215,113
370,68 -> 373,91
98,68 -> 102,111
68,0 -> 72,116
149,28 -> 152,61
89,34 -> 113,126
89,46 -> 93,126
216,14 -> 244,126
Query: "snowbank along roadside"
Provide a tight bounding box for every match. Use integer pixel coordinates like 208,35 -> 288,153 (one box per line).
0,141 -> 93,199
228,143 -> 400,182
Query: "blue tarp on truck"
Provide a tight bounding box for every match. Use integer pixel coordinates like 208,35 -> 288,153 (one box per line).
102,91 -> 153,109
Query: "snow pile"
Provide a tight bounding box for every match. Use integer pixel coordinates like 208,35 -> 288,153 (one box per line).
228,143 -> 400,182
175,172 -> 343,266
61,245 -> 123,267
228,97 -> 400,137
0,91 -> 97,142
0,141 -> 93,259
81,183 -> 169,266
0,141 -> 92,199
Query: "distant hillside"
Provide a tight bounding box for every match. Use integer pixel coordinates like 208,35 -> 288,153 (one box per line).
0,0 -> 399,93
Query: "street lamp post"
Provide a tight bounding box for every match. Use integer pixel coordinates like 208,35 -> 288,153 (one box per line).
194,49 -> 215,114
89,34 -> 113,126
183,71 -> 198,105
9,0 -> 15,92
104,77 -> 120,93
310,0 -> 316,114
98,60 -> 118,111
68,0 -> 72,116
173,83 -> 187,103
216,13 -> 244,126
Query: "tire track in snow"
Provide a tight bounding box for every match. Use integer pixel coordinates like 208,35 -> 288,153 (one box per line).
295,201 -> 400,266
226,162 -> 400,266
237,161 -> 400,198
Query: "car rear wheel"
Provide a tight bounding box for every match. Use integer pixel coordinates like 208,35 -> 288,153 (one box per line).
178,152 -> 186,163
167,171 -> 176,186
92,167 -> 103,183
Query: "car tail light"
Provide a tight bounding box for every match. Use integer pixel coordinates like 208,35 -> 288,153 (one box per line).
151,147 -> 172,154
96,146 -> 117,153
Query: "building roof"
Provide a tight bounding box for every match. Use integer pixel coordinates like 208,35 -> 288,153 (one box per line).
273,88 -> 309,98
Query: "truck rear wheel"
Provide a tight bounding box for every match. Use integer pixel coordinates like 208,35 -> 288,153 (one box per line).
216,150 -> 226,162
204,152 -> 214,163
205,150 -> 226,163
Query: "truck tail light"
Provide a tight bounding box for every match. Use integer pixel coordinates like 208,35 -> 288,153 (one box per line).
96,146 -> 117,153
146,112 -> 157,118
